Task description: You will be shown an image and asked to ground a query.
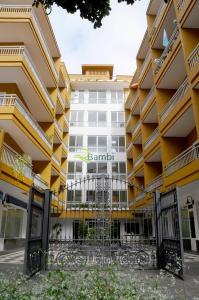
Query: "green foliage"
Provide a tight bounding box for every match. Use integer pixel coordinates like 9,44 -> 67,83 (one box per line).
32,0 -> 169,28
0,267 -> 184,300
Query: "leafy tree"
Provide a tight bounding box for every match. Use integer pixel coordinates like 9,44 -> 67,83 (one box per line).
33,0 -> 169,28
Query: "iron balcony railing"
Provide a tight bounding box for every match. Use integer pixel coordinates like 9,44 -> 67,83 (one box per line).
64,115 -> 69,127
57,90 -> 65,108
52,154 -> 60,166
138,50 -> 151,80
0,46 -> 55,110
0,143 -> 32,179
66,201 -> 128,210
61,170 -> 66,177
155,27 -> 179,74
135,192 -> 146,202
126,114 -> 132,127
63,141 -> 68,152
177,0 -> 187,11
0,94 -> 51,147
134,154 -> 143,167
0,5 -> 58,79
165,143 -> 199,176
149,0 -> 165,40
146,174 -> 163,192
133,120 -> 141,135
187,43 -> 199,70
55,119 -> 62,135
127,170 -> 134,178
160,78 -> 189,122
143,127 -> 159,150
33,173 -> 48,190
130,91 -> 139,111
126,141 -> 133,152
141,87 -> 155,112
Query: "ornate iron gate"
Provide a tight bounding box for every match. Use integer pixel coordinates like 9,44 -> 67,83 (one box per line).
48,175 -> 156,270
24,187 -> 51,276
155,189 -> 184,278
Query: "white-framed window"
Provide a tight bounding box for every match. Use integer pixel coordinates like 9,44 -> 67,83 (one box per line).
67,190 -> 82,202
110,90 -> 123,104
111,136 -> 125,152
86,190 -> 96,202
112,162 -> 126,180
71,90 -> 84,104
69,135 -> 83,152
88,111 -> 107,127
111,111 -> 124,127
112,190 -> 127,203
70,111 -> 84,127
68,161 -> 82,179
87,136 -> 107,152
87,162 -> 107,174
88,90 -> 107,104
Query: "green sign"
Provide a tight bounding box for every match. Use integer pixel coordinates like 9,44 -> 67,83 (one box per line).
74,148 -> 115,163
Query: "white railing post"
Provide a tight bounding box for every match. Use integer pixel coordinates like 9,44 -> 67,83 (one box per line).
188,43 -> 199,69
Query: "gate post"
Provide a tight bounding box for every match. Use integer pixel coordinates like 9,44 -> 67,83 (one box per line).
154,190 -> 161,269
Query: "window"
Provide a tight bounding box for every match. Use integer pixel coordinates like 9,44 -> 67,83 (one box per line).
112,162 -> 126,177
112,190 -> 127,204
111,112 -> 124,127
70,111 -> 84,126
87,162 -> 107,174
87,136 -> 107,152
111,136 -> 125,152
88,90 -> 107,104
86,191 -> 96,202
71,90 -> 84,104
110,90 -> 123,104
88,111 -> 107,127
69,136 -> 83,152
68,161 -> 82,179
68,190 -> 82,202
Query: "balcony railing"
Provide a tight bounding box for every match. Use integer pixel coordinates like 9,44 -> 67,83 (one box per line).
0,5 -> 58,79
0,143 -> 32,179
149,0 -> 165,40
130,91 -> 139,111
52,154 -> 60,166
133,120 -> 141,135
165,143 -> 199,176
126,141 -> 133,152
187,43 -> 199,70
0,46 -> 55,110
135,192 -> 146,202
57,90 -> 65,108
138,50 -> 151,80
143,127 -> 159,150
55,120 -> 62,135
141,87 -> 155,112
0,94 -> 51,147
177,0 -> 187,11
126,114 -> 132,127
160,78 -> 189,122
155,27 -> 179,74
127,170 -> 134,178
134,154 -> 143,167
33,173 -> 48,190
146,175 -> 163,192
61,170 -> 66,178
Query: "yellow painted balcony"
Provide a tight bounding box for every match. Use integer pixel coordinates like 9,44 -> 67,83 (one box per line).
52,153 -> 61,170
149,0 -> 166,42
0,95 -> 52,158
57,90 -> 65,111
138,50 -> 151,82
133,120 -> 141,137
126,140 -> 133,153
160,78 -> 189,123
55,119 -> 63,138
134,154 -> 143,168
0,4 -> 58,85
143,127 -> 159,151
0,46 -> 55,117
130,91 -> 139,113
146,174 -> 163,192
165,142 -> 199,177
141,87 -> 155,113
187,43 -> 199,83
63,115 -> 69,133
33,173 -> 48,191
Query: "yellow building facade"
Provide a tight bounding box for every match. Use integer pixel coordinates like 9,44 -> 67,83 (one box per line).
0,1 -> 70,250
125,0 -> 199,251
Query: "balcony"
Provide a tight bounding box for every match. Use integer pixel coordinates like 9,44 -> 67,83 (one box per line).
177,0 -> 187,11
135,192 -> 146,202
52,154 -> 60,167
146,174 -> 163,192
0,143 -> 32,180
127,170 -> 134,179
138,50 -> 151,81
33,173 -> 48,190
55,119 -> 63,136
187,43 -> 199,70
165,143 -> 199,176
0,4 -> 58,85
160,78 -> 189,123
126,141 -> 133,153
141,87 -> 155,113
134,154 -> 143,168
0,46 -> 55,117
130,91 -> 139,112
133,120 -> 141,136
149,0 -> 165,41
143,127 -> 159,150
57,90 -> 65,109
154,27 -> 179,75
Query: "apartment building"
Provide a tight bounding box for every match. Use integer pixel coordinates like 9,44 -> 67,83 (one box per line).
125,0 -> 199,251
0,1 -> 70,250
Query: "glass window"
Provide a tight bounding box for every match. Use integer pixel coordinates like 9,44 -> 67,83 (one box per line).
110,90 -> 123,104
98,90 -> 106,104
86,191 -> 96,202
68,162 -> 82,179
111,112 -> 124,127
117,91 -> 123,103
98,163 -> 107,173
78,90 -> 84,103
88,111 -> 97,126
120,191 -> 127,202
76,162 -> 82,173
75,190 -> 82,202
69,136 -> 83,152
89,90 -> 97,103
88,136 -> 97,152
70,111 -> 84,127
87,162 -> 97,173
111,136 -> 118,152
110,91 -> 117,103
112,162 -> 119,173
68,162 -> 74,173
98,136 -> 107,152
98,112 -> 106,126
112,191 -> 119,203
119,162 -> 126,174
119,137 -> 125,152
76,136 -> 83,148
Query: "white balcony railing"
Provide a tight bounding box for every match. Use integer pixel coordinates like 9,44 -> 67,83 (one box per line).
133,120 -> 141,135
61,170 -> 66,177
33,173 -> 48,190
135,192 -> 146,202
52,154 -> 60,166
0,143 -> 32,179
160,78 -> 189,122
126,141 -> 133,152
188,43 -> 199,70
0,94 -> 51,147
138,50 -> 151,80
0,5 -> 58,79
130,91 -> 139,111
155,27 -> 179,74
165,143 -> 199,176
127,170 -> 134,178
141,87 -> 155,112
0,46 -> 55,110
150,0 -> 165,39
177,0 -> 187,11
146,175 -> 163,192
143,127 -> 159,150
126,114 -> 132,127
134,154 -> 143,167
57,90 -> 65,108
55,120 -> 62,135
